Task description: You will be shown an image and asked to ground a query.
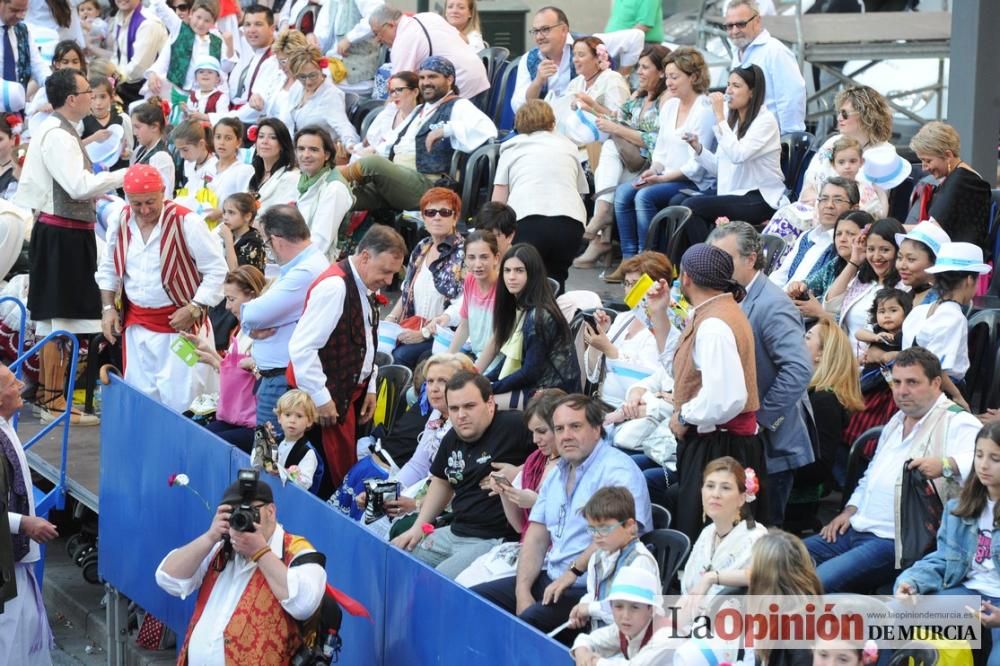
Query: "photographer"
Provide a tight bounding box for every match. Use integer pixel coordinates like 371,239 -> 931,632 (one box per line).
155,473 -> 326,664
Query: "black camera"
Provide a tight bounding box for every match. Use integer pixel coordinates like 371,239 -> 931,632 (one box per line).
229,469 -> 261,533
363,479 -> 400,525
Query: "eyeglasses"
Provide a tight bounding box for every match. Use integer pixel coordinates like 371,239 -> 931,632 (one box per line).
623,279 -> 639,290
389,86 -> 413,95
528,22 -> 564,38
423,208 -> 455,218
838,109 -> 860,120
723,13 -> 758,30
72,88 -> 93,96
817,196 -> 851,205
296,71 -> 323,82
586,521 -> 624,537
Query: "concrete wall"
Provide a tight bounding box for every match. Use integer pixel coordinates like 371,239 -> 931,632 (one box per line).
397,0 -> 614,39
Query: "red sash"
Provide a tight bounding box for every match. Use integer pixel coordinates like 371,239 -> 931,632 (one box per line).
719,410 -> 758,437
37,212 -> 96,231
113,201 -> 200,308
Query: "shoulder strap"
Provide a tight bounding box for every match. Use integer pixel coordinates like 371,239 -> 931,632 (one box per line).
412,16 -> 433,56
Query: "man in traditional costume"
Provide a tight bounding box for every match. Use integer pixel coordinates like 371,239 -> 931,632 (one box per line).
95,164 -> 227,413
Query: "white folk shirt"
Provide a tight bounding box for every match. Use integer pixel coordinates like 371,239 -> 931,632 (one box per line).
295,176 -> 353,259
678,299 -> 750,433
511,37 -> 575,113
216,45 -> 284,125
391,97 -> 498,172
113,8 -> 169,84
288,255 -> 378,409
154,523 -> 325,666
1,417 -> 39,563
94,206 -> 227,308
848,393 -> 980,539
770,224 -> 834,287
902,301 -> 971,377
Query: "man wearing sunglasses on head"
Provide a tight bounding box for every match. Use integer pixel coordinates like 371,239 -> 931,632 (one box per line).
725,0 -> 805,133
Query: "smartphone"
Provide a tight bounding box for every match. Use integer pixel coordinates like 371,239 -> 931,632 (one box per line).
794,289 -> 813,302
581,312 -> 599,330
491,472 -> 513,488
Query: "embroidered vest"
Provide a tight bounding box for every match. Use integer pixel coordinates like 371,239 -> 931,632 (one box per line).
11,23 -> 30,89
407,97 -> 459,175
113,201 -> 200,307
43,113 -> 95,223
189,90 -> 224,114
290,260 -> 377,423
526,46 -> 575,98
168,25 -> 222,88
177,531 -> 315,665
672,293 -> 759,420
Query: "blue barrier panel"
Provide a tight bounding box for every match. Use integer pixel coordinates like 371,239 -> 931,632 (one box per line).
98,376 -> 573,665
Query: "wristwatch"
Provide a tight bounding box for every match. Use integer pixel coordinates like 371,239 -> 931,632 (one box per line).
102,304 -> 116,312
941,457 -> 954,479
420,326 -> 431,340
569,564 -> 585,577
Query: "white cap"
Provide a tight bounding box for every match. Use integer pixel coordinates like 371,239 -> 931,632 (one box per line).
0,81 -> 25,113
894,220 -> 951,257
862,144 -> 912,190
924,242 -> 991,275
606,565 -> 663,614
193,55 -> 223,75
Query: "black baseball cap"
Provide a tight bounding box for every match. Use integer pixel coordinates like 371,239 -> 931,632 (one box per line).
220,479 -> 274,506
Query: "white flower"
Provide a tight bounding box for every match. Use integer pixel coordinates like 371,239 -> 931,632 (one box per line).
174,474 -> 190,487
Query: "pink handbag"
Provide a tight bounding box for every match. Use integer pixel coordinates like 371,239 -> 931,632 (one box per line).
215,337 -> 257,427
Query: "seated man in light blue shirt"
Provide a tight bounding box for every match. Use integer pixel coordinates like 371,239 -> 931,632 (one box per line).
472,393 -> 652,638
725,0 -> 806,133
240,205 -> 329,438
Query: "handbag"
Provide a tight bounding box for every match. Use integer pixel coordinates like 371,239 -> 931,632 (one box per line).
612,133 -> 649,173
898,460 -> 944,569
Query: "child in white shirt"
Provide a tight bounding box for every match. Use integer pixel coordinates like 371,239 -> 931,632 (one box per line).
186,56 -> 231,114
253,389 -> 321,493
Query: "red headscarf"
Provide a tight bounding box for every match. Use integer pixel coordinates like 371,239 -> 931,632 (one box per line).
123,164 -> 164,195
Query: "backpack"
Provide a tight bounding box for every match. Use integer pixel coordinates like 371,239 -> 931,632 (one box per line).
287,550 -> 344,665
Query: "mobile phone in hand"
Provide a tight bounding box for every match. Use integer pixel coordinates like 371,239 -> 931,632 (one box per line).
491,472 -> 513,488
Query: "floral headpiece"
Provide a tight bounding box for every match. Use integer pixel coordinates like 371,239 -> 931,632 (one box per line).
3,114 -> 21,145
246,124 -> 259,142
595,44 -> 611,71
862,640 -> 879,665
744,467 -> 759,503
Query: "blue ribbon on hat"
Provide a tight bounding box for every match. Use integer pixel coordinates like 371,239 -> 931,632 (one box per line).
907,228 -> 943,255
608,583 -> 656,602
934,257 -> 984,269
866,157 -> 904,186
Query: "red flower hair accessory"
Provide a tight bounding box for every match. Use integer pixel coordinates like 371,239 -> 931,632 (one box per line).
318,57 -> 329,69
246,124 -> 259,142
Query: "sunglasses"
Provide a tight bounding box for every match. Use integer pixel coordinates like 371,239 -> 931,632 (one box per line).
423,208 -> 454,218
838,109 -> 859,120
723,14 -> 757,30
173,2 -> 190,9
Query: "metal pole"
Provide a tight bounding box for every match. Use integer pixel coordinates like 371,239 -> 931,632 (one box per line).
947,0 -> 1000,184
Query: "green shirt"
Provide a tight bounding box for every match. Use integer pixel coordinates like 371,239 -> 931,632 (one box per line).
605,0 -> 664,43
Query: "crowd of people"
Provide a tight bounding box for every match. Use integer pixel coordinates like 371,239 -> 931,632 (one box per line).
0,0 -> 996,663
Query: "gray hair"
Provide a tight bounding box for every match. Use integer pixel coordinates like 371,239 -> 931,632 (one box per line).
356,223 -> 406,259
726,0 -> 761,13
369,4 -> 402,25
821,176 -> 861,207
707,221 -> 764,271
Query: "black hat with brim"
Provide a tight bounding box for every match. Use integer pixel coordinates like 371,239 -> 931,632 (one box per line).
220,479 -> 274,506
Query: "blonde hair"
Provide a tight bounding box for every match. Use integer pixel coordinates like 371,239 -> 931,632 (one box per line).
286,44 -> 324,76
274,389 -> 318,424
909,121 -> 961,158
444,0 -> 481,35
514,99 -> 555,134
423,352 -> 476,376
275,29 -> 309,57
831,135 -> 863,161
808,319 -> 865,412
665,47 -> 710,94
834,86 -> 893,144
748,530 -> 823,597
190,0 -> 219,19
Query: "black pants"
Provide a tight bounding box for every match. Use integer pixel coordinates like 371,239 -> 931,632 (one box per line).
665,429 -> 769,544
513,215 -> 584,293
472,573 -> 584,642
673,190 -> 776,263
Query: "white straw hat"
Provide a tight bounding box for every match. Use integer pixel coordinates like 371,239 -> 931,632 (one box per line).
606,565 -> 664,614
924,242 -> 991,275
862,144 -> 912,190
894,220 -> 951,257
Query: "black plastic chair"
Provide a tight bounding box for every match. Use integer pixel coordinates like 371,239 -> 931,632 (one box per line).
375,364 -> 412,433
644,206 -> 692,256
479,46 -> 510,84
356,99 -> 386,136
842,426 -> 884,508
640,528 -> 690,593
547,277 -> 560,296
650,504 -> 671,530
374,351 -> 393,368
457,141 -> 501,224
887,173 -> 919,221
491,55 -> 521,130
966,309 -> 1000,413
780,131 -> 815,196
760,234 -> 787,275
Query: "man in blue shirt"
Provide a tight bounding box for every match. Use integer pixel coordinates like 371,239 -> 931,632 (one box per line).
725,0 -> 806,133
241,206 -> 329,439
472,394 -> 652,637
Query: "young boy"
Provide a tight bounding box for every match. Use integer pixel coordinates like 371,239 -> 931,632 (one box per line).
253,389 -> 323,494
567,487 -> 659,631
570,566 -> 673,665
186,56 -> 230,114
146,0 -> 235,98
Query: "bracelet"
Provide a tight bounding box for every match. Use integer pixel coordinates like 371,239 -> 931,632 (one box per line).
848,261 -> 861,269
102,304 -> 116,312
250,546 -> 271,562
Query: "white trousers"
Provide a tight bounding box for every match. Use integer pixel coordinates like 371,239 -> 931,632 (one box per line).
0,563 -> 53,666
124,323 -> 219,414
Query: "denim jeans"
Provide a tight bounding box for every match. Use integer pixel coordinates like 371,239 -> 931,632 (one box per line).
256,373 -> 289,438
804,526 -> 896,592
629,452 -> 676,508
392,340 -> 433,370
412,525 -> 503,580
614,179 -> 695,257
934,586 -> 1000,666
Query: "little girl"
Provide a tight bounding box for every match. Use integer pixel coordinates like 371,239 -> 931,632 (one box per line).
25,40 -> 87,118
255,389 -> 322,494
0,116 -> 20,200
436,230 -> 498,358
171,118 -> 217,211
78,0 -> 110,57
856,287 -> 911,364
82,76 -> 132,172
205,118 -> 253,221
146,0 -> 234,100
219,193 -> 265,272
130,98 -> 176,196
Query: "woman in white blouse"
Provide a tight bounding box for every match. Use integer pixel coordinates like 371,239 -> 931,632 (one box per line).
249,118 -> 299,211
443,0 -> 485,53
293,126 -> 353,258
549,36 -> 630,146
612,47 -> 716,264
351,71 -> 419,160
677,64 -> 786,258
285,44 -> 361,150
